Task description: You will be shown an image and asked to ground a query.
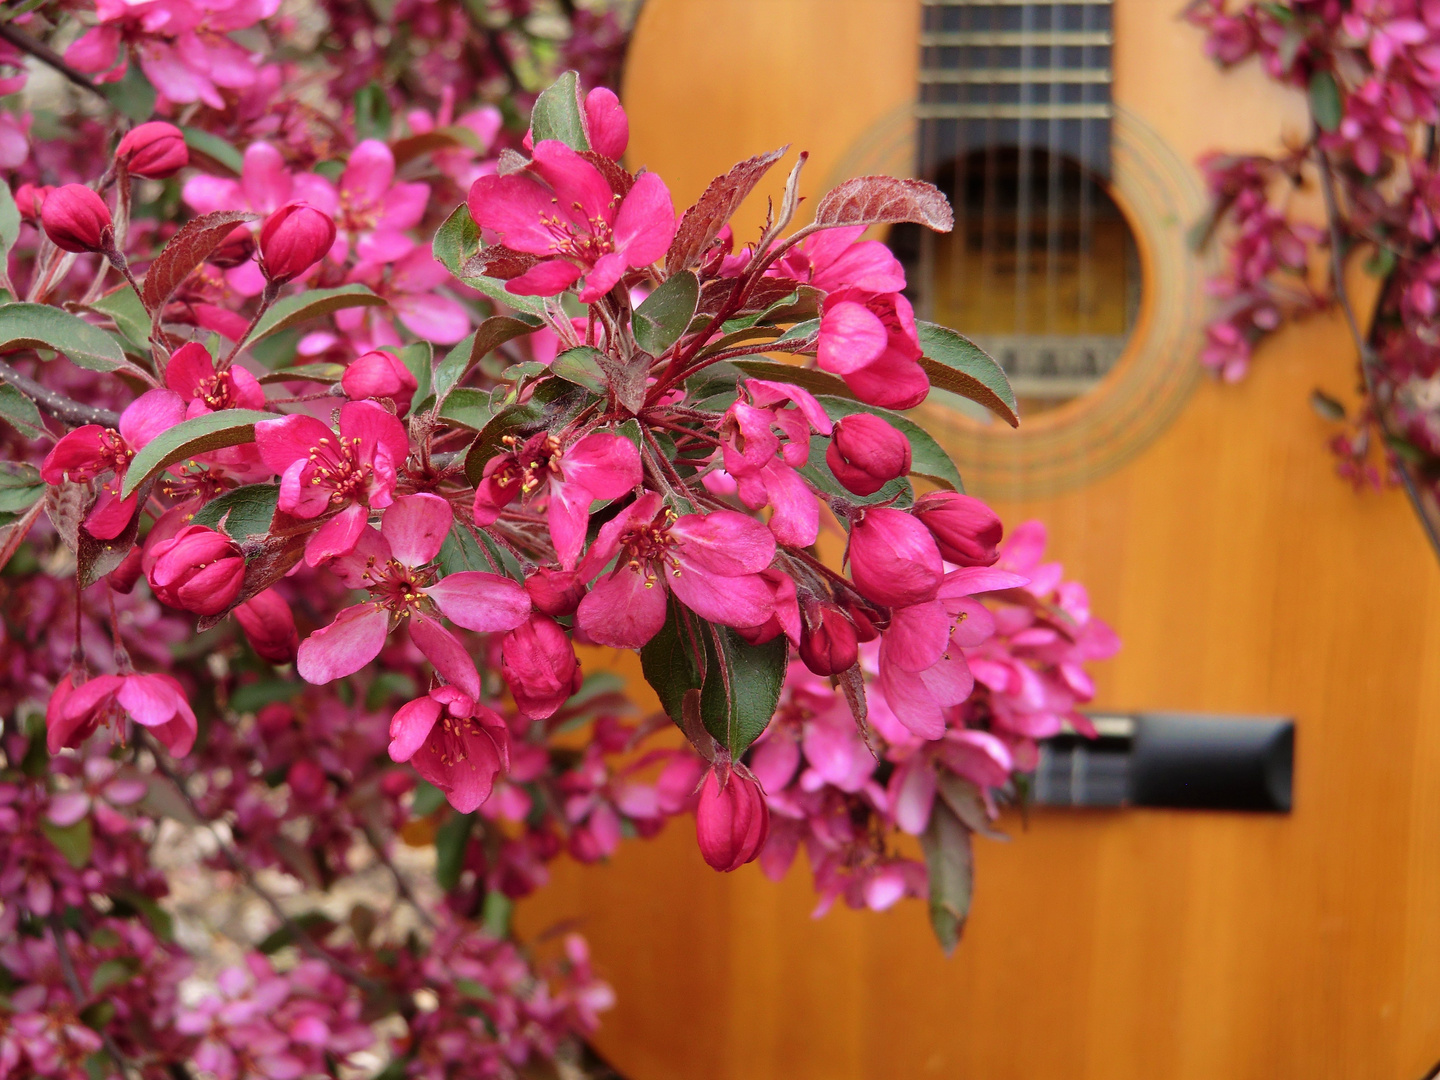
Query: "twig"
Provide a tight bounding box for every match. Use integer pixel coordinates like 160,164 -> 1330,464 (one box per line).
1314,138 -> 1440,563
0,21 -> 104,98
0,358 -> 119,426
48,916 -> 135,1080
141,736 -> 386,994
361,824 -> 437,930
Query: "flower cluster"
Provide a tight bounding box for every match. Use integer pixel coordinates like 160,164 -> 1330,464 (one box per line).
0,3 -> 1119,1074
1188,0 -> 1440,515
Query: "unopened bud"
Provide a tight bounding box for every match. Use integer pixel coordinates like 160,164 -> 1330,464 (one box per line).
341,350 -> 419,413
798,601 -> 859,676
286,760 -> 327,803
695,770 -> 770,872
14,183 -> 51,223
115,121 -> 188,179
40,184 -> 112,254
146,524 -> 245,616
825,413 -> 911,496
106,546 -> 145,594
524,567 -> 586,617
207,224 -> 255,269
501,614 -> 582,719
912,492 -> 1003,567
847,506 -> 943,608
258,201 -> 336,284
233,589 -> 300,664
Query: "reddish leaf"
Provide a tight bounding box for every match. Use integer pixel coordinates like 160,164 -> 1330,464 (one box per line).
579,151 -> 634,197
666,146 -> 788,275
813,176 -> 953,232
141,210 -> 259,314
696,275 -> 805,318
497,148 -> 529,175
464,245 -> 541,282
0,498 -> 44,573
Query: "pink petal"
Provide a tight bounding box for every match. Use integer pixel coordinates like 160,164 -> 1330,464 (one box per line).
118,389 -> 186,449
759,461 -> 819,547
84,489 -> 138,540
116,674 -> 196,756
424,572 -> 532,632
241,142 -> 293,214
745,379 -> 834,435
575,564 -> 668,648
507,259 -> 583,297
255,413 -> 334,473
885,601 -> 951,672
296,604 -> 390,684
939,567 -> 1030,598
669,564 -> 774,630
303,503 -> 369,566
388,696 -> 442,763
339,139 -> 395,215
947,596 -> 996,647
817,301 -> 887,374
380,182 -> 430,232
467,173 -> 567,255
409,613 -> 481,699
183,175 -> 244,216
841,351 -> 930,410
561,433 -> 641,499
584,86 -> 629,159
391,291 -> 472,345
612,172 -> 675,267
671,510 -> 776,576
576,492 -> 661,579
338,400 -> 409,472
890,756 -> 936,835
382,493 -> 452,568
546,481 -> 594,572
531,140 -> 614,224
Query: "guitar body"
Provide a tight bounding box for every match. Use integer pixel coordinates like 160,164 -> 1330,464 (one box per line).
514,4 -> 1440,1077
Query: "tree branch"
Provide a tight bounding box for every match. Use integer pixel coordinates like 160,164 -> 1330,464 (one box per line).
0,21 -> 104,98
0,358 -> 119,427
1313,137 -> 1440,564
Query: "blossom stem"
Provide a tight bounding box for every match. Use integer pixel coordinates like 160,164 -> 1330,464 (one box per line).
0,358 -> 119,427
48,916 -> 136,1080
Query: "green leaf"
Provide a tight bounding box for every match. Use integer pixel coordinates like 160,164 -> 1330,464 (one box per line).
435,811 -> 473,890
354,82 -> 391,142
411,780 -> 447,817
257,911 -> 336,954
1310,388 -> 1347,423
229,679 -> 302,713
102,64 -> 155,122
530,70 -> 589,151
433,205 -> 547,317
0,462 -> 43,512
433,316 -> 542,407
257,362 -> 345,385
919,800 -> 973,956
463,379 -> 590,483
182,127 -> 244,177
731,358 -> 854,399
42,816 -> 93,870
916,321 -> 1019,427
90,958 -> 140,996
0,303 -> 126,372
86,286 -> 150,355
551,346 -> 608,394
814,395 -> 963,492
247,285 -> 387,352
640,599 -> 788,758
0,384 -> 47,440
121,409 -> 274,498
633,272 -> 700,357
1310,70 -> 1343,133
438,387 -> 494,430
774,317 -> 820,345
481,891 -> 512,938
189,483 -> 279,538
397,341 -> 432,416
431,331 -> 476,406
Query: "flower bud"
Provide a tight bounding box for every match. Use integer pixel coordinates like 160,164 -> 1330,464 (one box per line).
40,184 -> 112,253
115,121 -> 188,179
258,201 -> 335,284
841,598 -> 881,642
695,770 -> 769,872
106,546 -> 144,594
233,589 -> 300,664
341,349 -> 418,412
912,492 -> 1003,567
825,413 -> 912,496
525,567 -> 586,617
847,506 -> 943,608
798,601 -> 859,676
501,614 -> 582,719
145,524 -> 245,616
14,183 -> 51,223
207,224 -> 255,269
286,760 -> 327,804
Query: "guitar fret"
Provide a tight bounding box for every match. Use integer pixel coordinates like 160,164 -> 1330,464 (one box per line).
917,103 -> 1113,119
920,68 -> 1112,83
920,30 -> 1112,46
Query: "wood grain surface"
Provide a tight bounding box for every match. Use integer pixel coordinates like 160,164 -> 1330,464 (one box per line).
514,4 -> 1440,1077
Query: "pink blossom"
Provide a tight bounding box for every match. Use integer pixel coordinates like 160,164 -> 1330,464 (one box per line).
846,506 -> 944,608
816,289 -> 929,409
297,494 -> 530,691
575,492 -> 777,648
165,341 -> 264,416
473,430 -> 641,569
332,139 -> 430,264
233,589 -> 299,663
695,770 -> 769,872
772,225 -> 907,294
39,389 -> 185,540
913,491 -> 1003,566
584,86 -> 629,160
721,379 -> 832,546
339,246 -> 473,346
254,400 -> 409,564
46,671 -> 197,757
501,615 -> 582,719
467,140 -> 675,302
389,686 -> 510,813
826,412 -> 912,496
145,524 -> 245,616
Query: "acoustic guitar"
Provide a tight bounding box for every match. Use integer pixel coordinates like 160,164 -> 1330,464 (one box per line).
515,3 -> 1440,1078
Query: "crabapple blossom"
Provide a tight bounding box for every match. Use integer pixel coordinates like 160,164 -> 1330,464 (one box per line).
39,183 -> 111,253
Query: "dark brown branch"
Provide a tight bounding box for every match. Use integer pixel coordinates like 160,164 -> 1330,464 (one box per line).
1314,137 -> 1440,563
0,21 -> 104,98
0,358 -> 119,427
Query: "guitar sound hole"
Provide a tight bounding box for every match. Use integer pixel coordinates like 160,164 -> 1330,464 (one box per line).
889,146 -> 1141,416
